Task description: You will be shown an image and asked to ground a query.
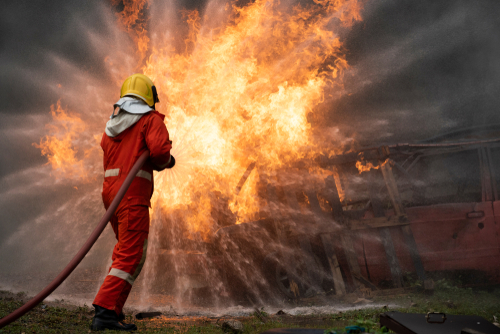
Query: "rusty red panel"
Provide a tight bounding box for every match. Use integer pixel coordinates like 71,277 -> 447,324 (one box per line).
355,202 -> 500,285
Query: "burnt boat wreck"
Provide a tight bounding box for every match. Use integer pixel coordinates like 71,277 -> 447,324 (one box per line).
155,126 -> 500,303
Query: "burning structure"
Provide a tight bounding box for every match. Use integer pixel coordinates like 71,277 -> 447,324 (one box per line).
150,125 -> 500,305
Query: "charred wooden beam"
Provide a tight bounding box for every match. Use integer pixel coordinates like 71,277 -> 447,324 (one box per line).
380,163 -> 426,283
317,146 -> 391,167
235,161 -> 256,195
368,170 -> 404,288
339,232 -> 362,290
265,175 -> 302,298
324,175 -> 344,222
307,191 -> 346,296
320,233 -> 346,295
323,175 -> 361,291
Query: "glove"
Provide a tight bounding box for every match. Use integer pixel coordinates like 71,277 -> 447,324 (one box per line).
166,155 -> 175,169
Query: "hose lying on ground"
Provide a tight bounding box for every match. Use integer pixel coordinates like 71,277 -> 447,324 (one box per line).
0,150 -> 150,329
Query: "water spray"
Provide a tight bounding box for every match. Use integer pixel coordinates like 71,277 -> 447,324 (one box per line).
0,150 -> 150,329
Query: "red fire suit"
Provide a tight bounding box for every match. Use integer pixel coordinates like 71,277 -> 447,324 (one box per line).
93,110 -> 171,315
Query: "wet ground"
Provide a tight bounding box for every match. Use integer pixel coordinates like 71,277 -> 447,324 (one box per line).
0,288 -> 388,332
2,269 -> 500,333
0,269 -> 402,321
2,273 -> 500,334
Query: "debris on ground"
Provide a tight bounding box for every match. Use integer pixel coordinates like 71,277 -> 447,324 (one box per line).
352,298 -> 373,305
253,307 -> 269,323
135,311 -> 162,319
424,279 -> 435,291
221,319 -> 244,333
445,300 -> 456,309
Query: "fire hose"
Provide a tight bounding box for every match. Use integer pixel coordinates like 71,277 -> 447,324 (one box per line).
0,150 -> 150,329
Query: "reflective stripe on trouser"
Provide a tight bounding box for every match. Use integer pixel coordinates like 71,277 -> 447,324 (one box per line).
93,199 -> 149,315
107,239 -> 148,285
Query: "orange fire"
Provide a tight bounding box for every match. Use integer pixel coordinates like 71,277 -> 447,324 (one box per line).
355,160 -> 379,173
34,100 -> 88,180
144,0 -> 364,238
111,0 -> 150,70
355,154 -> 389,174
37,0 -> 365,240
332,168 -> 345,202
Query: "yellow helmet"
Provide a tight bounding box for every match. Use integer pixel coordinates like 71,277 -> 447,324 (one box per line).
120,73 -> 159,107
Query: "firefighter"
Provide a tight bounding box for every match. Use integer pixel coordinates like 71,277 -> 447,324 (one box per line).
90,74 -> 175,331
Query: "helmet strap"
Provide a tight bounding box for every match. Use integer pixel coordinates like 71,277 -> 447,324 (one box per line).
152,86 -> 160,104
110,106 -> 120,119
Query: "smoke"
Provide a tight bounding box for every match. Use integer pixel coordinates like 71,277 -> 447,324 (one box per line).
0,1 -> 122,280
328,0 -> 500,144
0,0 -> 499,303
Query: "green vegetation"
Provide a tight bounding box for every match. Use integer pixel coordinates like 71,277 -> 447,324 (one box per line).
1,284 -> 500,333
251,307 -> 269,319
0,296 -> 94,333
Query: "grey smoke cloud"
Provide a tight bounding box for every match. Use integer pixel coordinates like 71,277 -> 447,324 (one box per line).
0,0 -> 499,286
329,0 -> 500,144
0,1 -> 118,277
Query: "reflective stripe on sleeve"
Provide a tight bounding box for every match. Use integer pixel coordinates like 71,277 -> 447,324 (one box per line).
104,168 -> 120,177
136,170 -> 152,182
104,168 -> 151,182
108,268 -> 135,285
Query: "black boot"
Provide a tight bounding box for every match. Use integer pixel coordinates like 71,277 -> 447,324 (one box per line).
90,305 -> 137,332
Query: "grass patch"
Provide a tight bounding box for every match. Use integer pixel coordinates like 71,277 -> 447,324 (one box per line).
0,297 -> 94,333
1,285 -> 499,333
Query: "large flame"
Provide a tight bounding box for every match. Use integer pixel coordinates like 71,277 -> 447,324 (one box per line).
111,0 -> 150,70
37,0 -> 364,240
145,0 -> 363,238
34,100 -> 89,180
